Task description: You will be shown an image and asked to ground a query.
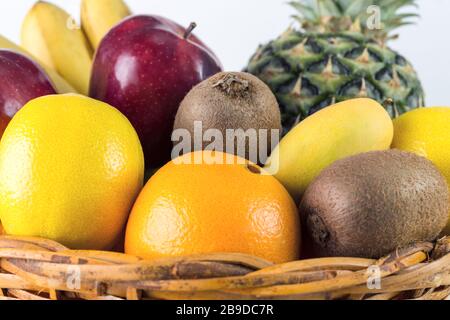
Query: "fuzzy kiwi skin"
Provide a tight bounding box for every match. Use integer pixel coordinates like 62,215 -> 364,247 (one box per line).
300,150 -> 450,259
174,72 -> 281,163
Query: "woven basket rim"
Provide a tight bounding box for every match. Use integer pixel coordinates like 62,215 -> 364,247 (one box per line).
1,234 -> 449,300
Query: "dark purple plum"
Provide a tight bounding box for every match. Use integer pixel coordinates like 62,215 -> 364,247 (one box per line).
0,49 -> 56,137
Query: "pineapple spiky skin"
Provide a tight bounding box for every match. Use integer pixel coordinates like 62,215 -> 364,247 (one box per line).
246,0 -> 424,133
247,29 -> 424,133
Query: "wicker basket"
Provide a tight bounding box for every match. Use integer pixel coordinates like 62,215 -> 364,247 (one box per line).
1,233 -> 450,301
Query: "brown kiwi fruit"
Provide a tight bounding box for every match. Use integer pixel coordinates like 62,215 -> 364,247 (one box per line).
173,72 -> 281,164
300,150 -> 449,259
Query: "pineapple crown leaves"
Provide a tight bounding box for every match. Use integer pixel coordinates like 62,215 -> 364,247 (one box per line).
289,0 -> 419,42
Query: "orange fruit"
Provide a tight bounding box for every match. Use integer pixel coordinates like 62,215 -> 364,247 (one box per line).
125,151 -> 301,263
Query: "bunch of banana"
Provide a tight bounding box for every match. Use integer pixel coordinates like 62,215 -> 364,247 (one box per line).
20,0 -> 131,95
0,34 -> 75,94
21,1 -> 93,95
81,0 -> 131,50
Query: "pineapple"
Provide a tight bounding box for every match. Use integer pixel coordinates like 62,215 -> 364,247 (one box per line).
246,0 -> 425,133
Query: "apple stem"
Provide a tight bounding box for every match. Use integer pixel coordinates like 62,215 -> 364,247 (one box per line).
184,22 -> 197,40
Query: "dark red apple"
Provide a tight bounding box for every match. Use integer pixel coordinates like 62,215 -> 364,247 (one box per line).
0,50 -> 56,137
89,15 -> 223,167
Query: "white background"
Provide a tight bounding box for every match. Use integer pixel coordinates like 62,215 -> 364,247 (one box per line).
0,0 -> 448,105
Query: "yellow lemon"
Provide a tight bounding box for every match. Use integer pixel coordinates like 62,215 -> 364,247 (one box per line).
392,107 -> 450,233
0,94 -> 144,249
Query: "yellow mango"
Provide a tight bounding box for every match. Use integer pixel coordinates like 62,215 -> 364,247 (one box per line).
266,98 -> 394,202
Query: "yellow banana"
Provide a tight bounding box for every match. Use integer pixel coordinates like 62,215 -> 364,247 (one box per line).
81,0 -> 131,49
21,1 -> 93,95
0,34 -> 76,94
